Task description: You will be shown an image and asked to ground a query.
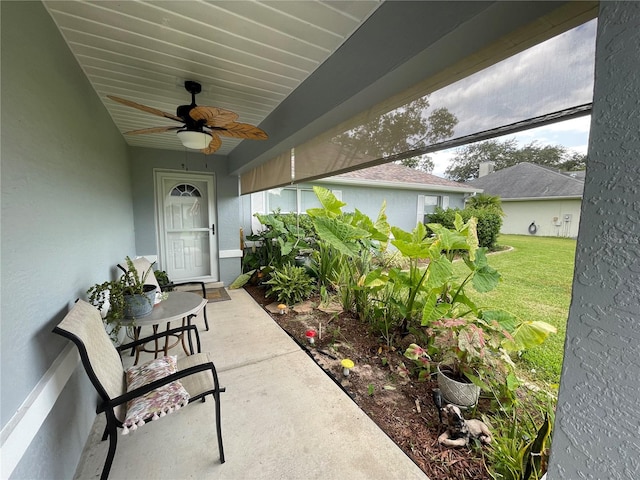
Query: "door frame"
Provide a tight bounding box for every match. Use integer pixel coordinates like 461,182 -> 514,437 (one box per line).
154,169 -> 219,282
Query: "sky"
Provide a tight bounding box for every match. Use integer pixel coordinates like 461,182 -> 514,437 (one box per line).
430,114 -> 591,177
422,19 -> 597,178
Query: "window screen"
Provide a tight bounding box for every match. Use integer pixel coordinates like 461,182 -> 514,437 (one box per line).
244,18 -> 596,191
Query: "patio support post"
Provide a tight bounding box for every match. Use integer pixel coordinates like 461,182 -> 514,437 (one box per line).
549,2 -> 640,478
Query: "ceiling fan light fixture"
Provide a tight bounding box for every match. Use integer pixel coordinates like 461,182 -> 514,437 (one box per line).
177,130 -> 212,149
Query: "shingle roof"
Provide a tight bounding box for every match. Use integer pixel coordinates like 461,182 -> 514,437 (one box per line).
328,163 -> 472,189
467,162 -> 584,199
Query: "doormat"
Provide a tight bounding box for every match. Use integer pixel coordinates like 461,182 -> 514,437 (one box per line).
186,287 -> 231,303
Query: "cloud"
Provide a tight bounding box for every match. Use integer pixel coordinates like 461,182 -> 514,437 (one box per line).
431,150 -> 456,177
422,20 -> 596,178
427,19 -> 597,139
507,116 -> 591,148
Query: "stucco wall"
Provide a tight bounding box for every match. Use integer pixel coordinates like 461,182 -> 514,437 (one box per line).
129,147 -> 243,285
243,182 -> 468,235
501,199 -> 582,238
1,2 -> 135,478
316,182 -> 467,232
549,2 -> 640,478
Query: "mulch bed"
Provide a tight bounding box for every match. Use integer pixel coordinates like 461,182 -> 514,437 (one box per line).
244,284 -> 490,480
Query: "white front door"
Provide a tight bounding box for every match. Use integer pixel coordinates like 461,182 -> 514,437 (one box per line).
156,171 -> 218,282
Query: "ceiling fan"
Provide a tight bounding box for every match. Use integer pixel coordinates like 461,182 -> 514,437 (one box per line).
107,81 -> 268,154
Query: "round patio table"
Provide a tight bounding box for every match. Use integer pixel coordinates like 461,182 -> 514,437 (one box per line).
122,291 -> 207,365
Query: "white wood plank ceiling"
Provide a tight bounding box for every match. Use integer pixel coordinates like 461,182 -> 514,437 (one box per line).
43,1 -> 382,155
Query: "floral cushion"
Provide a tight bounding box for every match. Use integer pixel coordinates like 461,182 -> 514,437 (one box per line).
122,356 -> 190,435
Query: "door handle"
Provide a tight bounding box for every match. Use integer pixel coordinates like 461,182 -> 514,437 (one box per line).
211,224 -> 215,235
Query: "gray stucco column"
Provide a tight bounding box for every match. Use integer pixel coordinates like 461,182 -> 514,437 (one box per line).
548,2 -> 640,479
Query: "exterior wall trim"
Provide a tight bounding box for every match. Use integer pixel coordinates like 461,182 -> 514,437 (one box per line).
219,249 -> 243,259
0,344 -> 79,478
503,196 -> 583,202
315,177 -> 480,193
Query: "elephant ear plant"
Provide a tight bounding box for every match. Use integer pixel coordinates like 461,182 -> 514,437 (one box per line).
243,211 -> 313,275
306,186 -> 390,315
367,213 -> 558,398
361,213 -> 486,336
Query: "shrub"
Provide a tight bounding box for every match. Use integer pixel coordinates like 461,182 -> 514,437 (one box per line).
468,208 -> 502,250
466,193 -> 505,217
427,207 -> 502,249
264,264 -> 316,305
243,211 -> 315,273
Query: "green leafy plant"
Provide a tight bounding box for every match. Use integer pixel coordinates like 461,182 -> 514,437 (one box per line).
362,213 -> 487,333
403,343 -> 432,381
264,264 -> 316,305
372,214 -> 557,397
87,256 -> 155,341
310,241 -> 342,290
243,211 -> 313,273
405,312 -> 555,405
485,393 -> 555,480
427,207 -> 502,250
306,186 -> 390,315
466,193 -> 506,217
154,270 -> 174,291
120,256 -> 154,294
427,317 -> 515,388
366,282 -> 404,347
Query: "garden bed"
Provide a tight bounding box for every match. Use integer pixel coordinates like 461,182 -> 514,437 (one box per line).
244,284 -> 490,480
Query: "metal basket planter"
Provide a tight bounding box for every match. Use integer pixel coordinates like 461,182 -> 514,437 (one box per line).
437,363 -> 480,407
123,285 -> 157,318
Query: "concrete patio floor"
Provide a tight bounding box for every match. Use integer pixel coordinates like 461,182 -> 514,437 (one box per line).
73,288 -> 429,480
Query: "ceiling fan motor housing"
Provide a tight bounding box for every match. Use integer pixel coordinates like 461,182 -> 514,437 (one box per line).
184,80 -> 201,95
178,81 -> 204,130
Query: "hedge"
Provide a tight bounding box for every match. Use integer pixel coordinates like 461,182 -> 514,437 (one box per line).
426,208 -> 502,250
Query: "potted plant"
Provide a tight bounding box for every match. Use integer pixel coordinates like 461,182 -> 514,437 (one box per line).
87,257 -> 156,342
429,316 -> 513,407
154,269 -> 174,291
381,214 -> 554,406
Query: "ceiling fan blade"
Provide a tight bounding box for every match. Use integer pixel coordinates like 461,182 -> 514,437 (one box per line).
107,95 -> 183,123
123,126 -> 182,135
190,106 -> 239,127
202,132 -> 222,154
215,122 -> 268,140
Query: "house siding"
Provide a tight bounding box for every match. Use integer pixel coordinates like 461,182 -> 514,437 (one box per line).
244,181 -> 467,236
501,198 -> 582,238
314,182 -> 466,232
1,2 -> 134,478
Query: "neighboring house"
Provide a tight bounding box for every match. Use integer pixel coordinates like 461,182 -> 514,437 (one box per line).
467,162 -> 585,238
246,163 -> 481,234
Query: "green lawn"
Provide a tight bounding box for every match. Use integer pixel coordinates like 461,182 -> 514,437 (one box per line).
456,234 -> 576,385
